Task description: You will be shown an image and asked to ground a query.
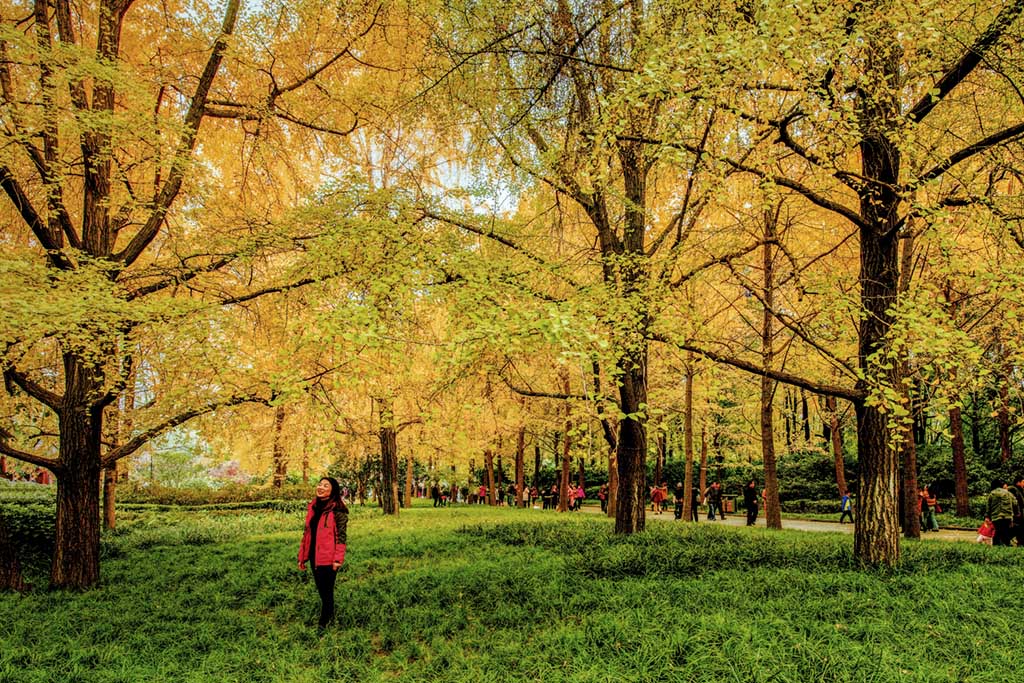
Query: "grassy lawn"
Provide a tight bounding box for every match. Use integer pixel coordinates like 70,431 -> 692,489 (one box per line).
3,504 -> 1023,682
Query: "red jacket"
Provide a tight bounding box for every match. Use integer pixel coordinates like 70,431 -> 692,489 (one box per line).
298,500 -> 348,567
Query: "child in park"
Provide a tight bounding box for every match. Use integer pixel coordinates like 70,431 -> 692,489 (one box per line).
976,519 -> 995,545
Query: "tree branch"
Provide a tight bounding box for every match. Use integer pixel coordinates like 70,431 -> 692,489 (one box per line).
910,121 -> 1024,187
3,367 -> 62,413
906,0 -> 1024,123
101,392 -> 270,466
651,332 -> 865,402
114,0 -> 241,266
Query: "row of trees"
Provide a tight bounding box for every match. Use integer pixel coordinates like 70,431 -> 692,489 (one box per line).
2,0 -> 1023,588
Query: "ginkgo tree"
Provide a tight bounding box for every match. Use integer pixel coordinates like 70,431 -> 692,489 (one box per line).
0,0 -> 416,588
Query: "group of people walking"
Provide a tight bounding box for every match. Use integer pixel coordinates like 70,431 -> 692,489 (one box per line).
982,477 -> 1024,546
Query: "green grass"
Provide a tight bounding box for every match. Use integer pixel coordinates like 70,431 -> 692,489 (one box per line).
3,504 -> 1024,682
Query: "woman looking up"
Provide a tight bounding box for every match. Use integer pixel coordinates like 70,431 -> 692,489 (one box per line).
298,476 -> 349,631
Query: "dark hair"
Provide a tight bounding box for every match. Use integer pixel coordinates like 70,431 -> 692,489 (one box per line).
319,476 -> 349,513
992,478 -> 1005,491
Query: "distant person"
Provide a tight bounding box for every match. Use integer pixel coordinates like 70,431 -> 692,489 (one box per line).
986,478 -> 1016,546
1009,476 -> 1024,546
705,482 -> 724,520
431,482 -> 440,508
598,483 -> 608,513
920,486 -> 939,532
574,484 -> 585,511
691,485 -> 700,522
839,491 -> 854,524
976,519 -> 995,545
650,482 -> 666,515
298,477 -> 349,631
673,482 -> 685,520
743,480 -> 759,526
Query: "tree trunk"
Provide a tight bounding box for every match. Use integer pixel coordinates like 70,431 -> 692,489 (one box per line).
272,404 -> 287,489
801,390 -> 811,443
404,455 -> 414,509
826,395 -> 847,496
515,424 -> 526,507
0,508 -> 27,592
614,365 -> 647,533
302,432 -> 309,485
682,358 -> 695,522
852,40 -> 903,564
606,447 -> 618,518
654,432 -> 664,487
577,457 -> 585,489
950,405 -> 970,517
102,402 -> 118,531
998,382 -> 1012,463
485,449 -> 495,505
533,444 -> 541,489
761,213 -> 782,529
50,353 -> 104,589
899,420 -> 921,539
376,398 -> 399,515
699,423 -> 708,502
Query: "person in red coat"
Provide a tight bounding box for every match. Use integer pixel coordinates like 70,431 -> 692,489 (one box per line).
298,477 -> 349,630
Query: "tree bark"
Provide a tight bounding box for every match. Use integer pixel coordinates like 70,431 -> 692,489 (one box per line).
515,424 -> 526,507
761,211 -> 782,529
682,357 -> 696,522
852,36 -> 903,565
376,398 -> 399,515
485,449 -> 495,505
699,423 -> 708,502
272,404 -> 287,489
0,508 -> 27,592
404,455 -> 414,509
998,382 -> 1012,463
950,405 -> 970,516
826,395 -> 848,496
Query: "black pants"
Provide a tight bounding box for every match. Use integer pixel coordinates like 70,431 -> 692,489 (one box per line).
690,503 -> 699,522
993,519 -> 1014,546
839,509 -> 854,523
746,504 -> 758,526
313,565 -> 338,627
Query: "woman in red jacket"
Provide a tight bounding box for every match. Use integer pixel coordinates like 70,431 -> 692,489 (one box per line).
298,477 -> 348,629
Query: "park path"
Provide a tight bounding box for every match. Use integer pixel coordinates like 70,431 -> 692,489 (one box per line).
579,505 -> 979,542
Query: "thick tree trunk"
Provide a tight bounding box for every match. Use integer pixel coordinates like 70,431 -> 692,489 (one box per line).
272,404 -> 287,489
826,395 -> 848,496
614,363 -> 647,533
51,354 -> 104,589
950,405 -> 970,516
0,508 -> 27,592
376,398 -> 399,515
850,33 -> 903,567
682,359 -> 695,522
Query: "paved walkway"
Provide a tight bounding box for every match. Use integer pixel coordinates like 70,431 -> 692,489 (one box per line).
582,505 -> 979,542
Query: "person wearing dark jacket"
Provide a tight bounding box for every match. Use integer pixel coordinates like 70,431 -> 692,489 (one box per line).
298,477 -> 349,629
743,480 -> 759,526
1009,476 -> 1024,546
986,479 -> 1017,547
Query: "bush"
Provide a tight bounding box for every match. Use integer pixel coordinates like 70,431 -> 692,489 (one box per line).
118,482 -> 311,506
